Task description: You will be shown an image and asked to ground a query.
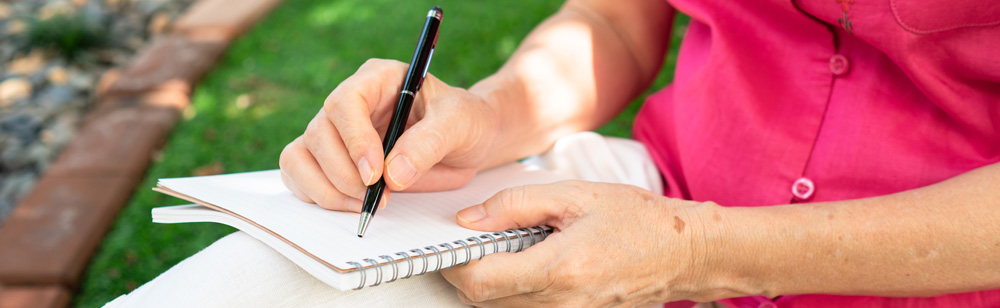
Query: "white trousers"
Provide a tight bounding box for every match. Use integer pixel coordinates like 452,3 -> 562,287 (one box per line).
105,132 -> 663,307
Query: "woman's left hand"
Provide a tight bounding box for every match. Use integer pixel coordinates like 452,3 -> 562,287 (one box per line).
440,180 -> 728,307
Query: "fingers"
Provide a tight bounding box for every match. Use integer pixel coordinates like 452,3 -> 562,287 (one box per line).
402,164 -> 477,192
279,169 -> 312,203
456,181 -> 584,231
324,59 -> 409,187
383,120 -> 459,190
441,242 -> 556,303
278,137 -> 363,212
301,110 -> 367,200
382,74 -> 480,190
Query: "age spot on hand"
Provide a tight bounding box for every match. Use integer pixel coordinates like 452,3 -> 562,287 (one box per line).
673,216 -> 685,234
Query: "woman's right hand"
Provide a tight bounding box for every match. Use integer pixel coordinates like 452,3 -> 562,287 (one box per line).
278,59 -> 501,212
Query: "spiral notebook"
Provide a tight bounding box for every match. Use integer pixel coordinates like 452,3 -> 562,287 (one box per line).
150,163 -> 566,291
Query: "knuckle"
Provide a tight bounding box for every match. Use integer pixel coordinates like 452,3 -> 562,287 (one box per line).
496,186 -> 527,214
301,123 -> 320,149
461,274 -> 492,302
408,126 -> 447,159
278,141 -> 296,170
360,58 -> 405,72
331,171 -> 363,199
315,188 -> 345,210
340,131 -> 367,154
554,261 -> 588,290
562,180 -> 587,190
359,58 -> 382,70
625,183 -> 649,195
457,290 -> 474,305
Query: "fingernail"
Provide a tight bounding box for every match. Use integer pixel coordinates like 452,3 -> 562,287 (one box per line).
386,155 -> 416,187
357,157 -> 375,185
346,198 -> 363,212
457,205 -> 488,224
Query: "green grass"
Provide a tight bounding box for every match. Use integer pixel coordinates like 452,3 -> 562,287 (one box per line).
27,13 -> 108,59
73,1 -> 688,306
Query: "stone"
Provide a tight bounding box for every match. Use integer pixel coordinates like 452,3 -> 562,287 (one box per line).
46,103 -> 178,177
0,113 -> 42,144
0,43 -> 19,64
0,3 -> 11,20
81,0 -> 107,27
135,0 -> 170,16
93,69 -> 119,98
40,113 -> 78,146
104,35 -> 226,96
0,138 -> 28,170
0,78 -> 32,108
7,52 -> 45,76
173,0 -> 284,41
37,0 -> 76,21
0,199 -> 11,225
9,1 -> 36,12
94,49 -> 130,66
66,70 -> 95,91
0,171 -> 36,213
104,0 -> 125,8
122,35 -> 146,52
108,13 -> 143,47
26,142 -> 53,172
46,67 -> 69,85
4,20 -> 25,35
36,85 -> 77,113
148,11 -> 172,36
0,174 -> 138,287
0,285 -> 70,308
28,68 -> 49,88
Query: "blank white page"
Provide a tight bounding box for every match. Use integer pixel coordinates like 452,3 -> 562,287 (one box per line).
157,163 -> 567,272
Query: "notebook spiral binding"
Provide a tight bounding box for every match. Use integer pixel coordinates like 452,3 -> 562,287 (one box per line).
347,226 -> 551,290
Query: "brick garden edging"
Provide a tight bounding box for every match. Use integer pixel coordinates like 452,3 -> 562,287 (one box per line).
0,0 -> 284,306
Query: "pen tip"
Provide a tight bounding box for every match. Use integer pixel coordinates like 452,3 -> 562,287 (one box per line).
357,212 -> 372,238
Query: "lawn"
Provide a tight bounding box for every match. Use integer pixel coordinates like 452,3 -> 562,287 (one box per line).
73,0 -> 688,306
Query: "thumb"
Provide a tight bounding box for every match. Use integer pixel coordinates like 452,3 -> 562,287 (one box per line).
382,75 -> 482,191
382,117 -> 464,190
456,182 -> 579,232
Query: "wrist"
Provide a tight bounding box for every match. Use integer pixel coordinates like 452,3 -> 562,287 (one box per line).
468,74 -> 534,169
674,202 -> 776,302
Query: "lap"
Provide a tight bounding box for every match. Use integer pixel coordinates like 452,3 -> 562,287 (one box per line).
104,232 -> 468,308
106,132 -> 661,307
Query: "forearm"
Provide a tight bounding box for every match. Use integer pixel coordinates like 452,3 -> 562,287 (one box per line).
469,0 -> 674,169
701,163 -> 1000,298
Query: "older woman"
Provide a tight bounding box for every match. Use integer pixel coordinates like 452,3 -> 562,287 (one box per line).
110,0 -> 1000,307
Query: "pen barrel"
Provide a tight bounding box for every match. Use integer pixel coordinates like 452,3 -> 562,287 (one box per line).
401,7 -> 442,94
358,7 -> 442,236
381,92 -> 415,155
360,178 -> 386,214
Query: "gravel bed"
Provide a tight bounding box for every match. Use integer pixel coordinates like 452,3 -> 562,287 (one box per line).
0,0 -> 195,222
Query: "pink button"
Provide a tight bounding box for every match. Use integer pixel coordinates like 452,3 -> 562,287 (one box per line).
758,302 -> 778,308
829,54 -> 850,76
792,177 -> 815,200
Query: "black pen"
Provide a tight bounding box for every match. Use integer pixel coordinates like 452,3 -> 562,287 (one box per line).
358,6 -> 443,237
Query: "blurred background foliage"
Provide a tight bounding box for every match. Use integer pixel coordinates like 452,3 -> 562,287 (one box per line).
74,0 -> 688,306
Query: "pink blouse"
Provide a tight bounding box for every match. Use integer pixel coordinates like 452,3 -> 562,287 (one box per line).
633,0 -> 1000,307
